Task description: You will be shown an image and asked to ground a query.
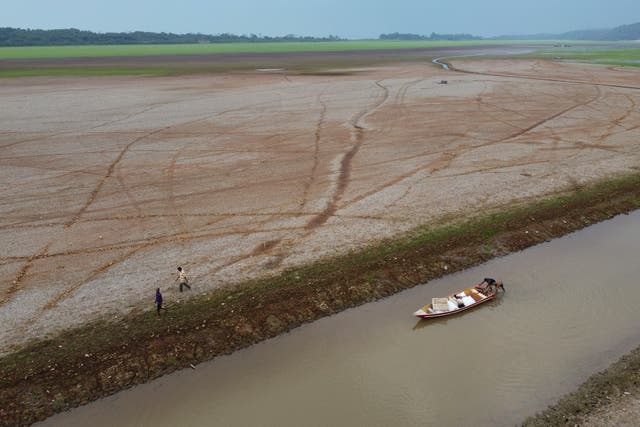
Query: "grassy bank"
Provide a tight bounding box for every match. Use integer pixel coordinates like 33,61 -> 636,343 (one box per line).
1,172 -> 640,426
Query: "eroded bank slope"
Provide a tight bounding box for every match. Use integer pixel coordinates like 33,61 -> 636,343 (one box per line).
523,345 -> 640,426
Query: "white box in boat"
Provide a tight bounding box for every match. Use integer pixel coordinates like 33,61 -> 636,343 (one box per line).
432,298 -> 449,312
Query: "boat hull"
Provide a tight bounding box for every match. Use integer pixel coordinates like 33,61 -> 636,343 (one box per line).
413,286 -> 499,318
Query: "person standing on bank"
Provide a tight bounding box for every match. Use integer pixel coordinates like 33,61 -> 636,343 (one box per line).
176,266 -> 191,292
155,288 -> 163,316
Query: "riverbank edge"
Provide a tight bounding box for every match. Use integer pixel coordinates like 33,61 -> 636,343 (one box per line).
2,172 -> 640,426
522,346 -> 640,426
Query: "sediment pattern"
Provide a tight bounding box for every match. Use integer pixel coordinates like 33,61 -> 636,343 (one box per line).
1,59 -> 640,351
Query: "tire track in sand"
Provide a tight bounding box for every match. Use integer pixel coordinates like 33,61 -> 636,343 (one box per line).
64,128 -> 167,227
66,110 -> 234,228
6,245 -> 150,342
304,80 -> 389,230
492,84 -> 603,145
337,80 -> 605,212
298,94 -> 327,210
160,100 -> 294,240
6,114 -> 233,312
0,211 -> 401,268
0,243 -> 51,306
440,59 -> 640,91
37,94 -> 307,313
595,92 -> 639,143
9,222 -> 306,334
165,142 -> 191,235
197,238 -> 283,279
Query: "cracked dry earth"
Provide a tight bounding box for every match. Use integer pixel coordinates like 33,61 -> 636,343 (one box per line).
1,60 -> 639,352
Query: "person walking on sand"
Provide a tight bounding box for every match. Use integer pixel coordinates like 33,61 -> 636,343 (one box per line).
176,266 -> 191,292
155,288 -> 163,316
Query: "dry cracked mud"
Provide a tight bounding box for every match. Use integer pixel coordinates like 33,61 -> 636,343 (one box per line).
1,58 -> 639,352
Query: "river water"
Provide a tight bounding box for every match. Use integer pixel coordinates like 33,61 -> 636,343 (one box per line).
38,211 -> 640,427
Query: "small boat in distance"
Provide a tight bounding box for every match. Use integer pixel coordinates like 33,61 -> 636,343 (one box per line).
413,278 -> 505,319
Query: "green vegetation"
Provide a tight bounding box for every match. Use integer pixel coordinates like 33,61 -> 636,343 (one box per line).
0,27 -> 343,47
536,47 -> 640,67
602,22 -> 640,41
494,21 -> 640,41
0,68 -> 173,78
2,39 -> 625,79
379,32 -> 481,41
2,22 -> 639,50
0,40 -> 566,60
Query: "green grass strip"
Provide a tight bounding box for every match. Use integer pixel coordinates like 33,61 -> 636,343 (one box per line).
0,68 -> 173,78
533,47 -> 640,67
0,40 -> 601,60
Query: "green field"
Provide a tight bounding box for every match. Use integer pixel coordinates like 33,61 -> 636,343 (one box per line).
0,40 -> 583,60
0,40 -> 630,78
0,68 -> 174,78
536,47 -> 640,67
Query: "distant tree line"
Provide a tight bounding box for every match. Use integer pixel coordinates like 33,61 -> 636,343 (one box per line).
0,27 -> 344,47
593,22 -> 640,41
379,32 -> 482,41
381,22 -> 640,42
2,22 -> 638,47
491,22 -> 640,41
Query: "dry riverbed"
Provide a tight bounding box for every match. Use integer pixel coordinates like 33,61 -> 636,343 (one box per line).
1,59 -> 639,351
1,55 -> 640,425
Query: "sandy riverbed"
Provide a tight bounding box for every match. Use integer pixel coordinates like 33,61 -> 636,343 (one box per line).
1,59 -> 639,351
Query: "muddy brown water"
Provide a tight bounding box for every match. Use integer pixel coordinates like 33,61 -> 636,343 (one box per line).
37,211 -> 640,427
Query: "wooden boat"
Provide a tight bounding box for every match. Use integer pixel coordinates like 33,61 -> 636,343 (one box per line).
413,283 -> 502,319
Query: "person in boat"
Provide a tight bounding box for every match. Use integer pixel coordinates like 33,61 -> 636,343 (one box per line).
475,278 -> 505,293
455,296 -> 464,308
475,278 -> 495,292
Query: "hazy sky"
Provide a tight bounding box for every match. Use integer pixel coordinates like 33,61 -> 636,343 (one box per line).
3,1 -> 639,38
